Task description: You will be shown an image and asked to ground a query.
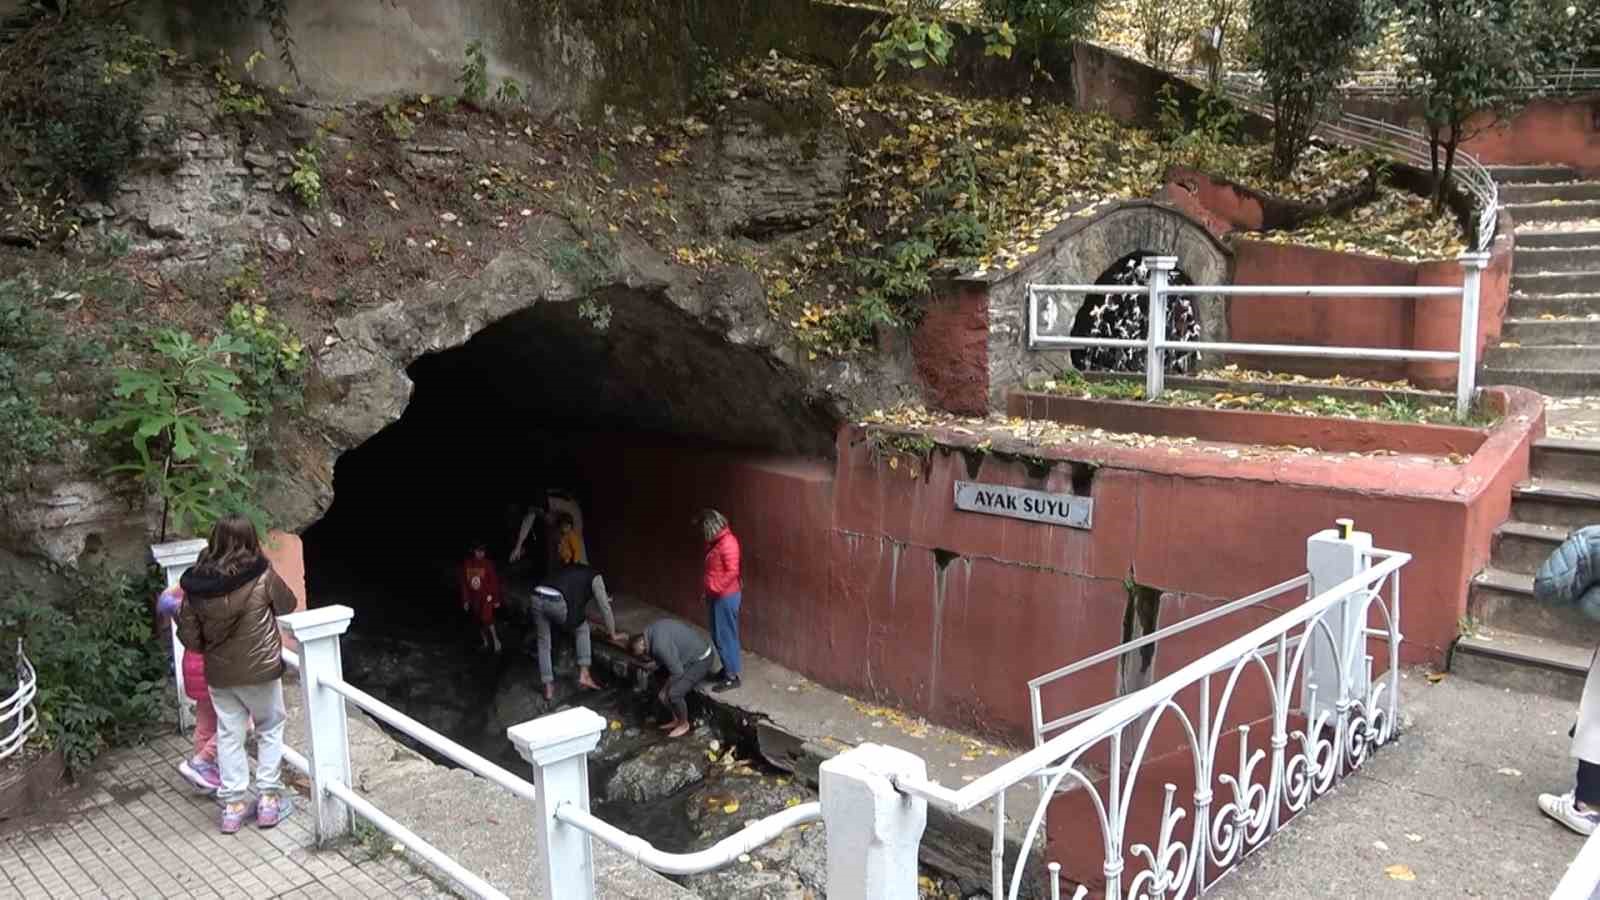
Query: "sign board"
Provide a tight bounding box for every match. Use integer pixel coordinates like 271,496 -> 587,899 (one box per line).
953,481 -> 1093,530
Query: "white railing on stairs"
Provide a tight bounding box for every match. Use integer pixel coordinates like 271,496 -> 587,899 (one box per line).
0,639 -> 38,762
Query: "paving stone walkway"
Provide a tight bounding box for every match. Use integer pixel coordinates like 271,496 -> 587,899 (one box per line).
0,730 -> 456,899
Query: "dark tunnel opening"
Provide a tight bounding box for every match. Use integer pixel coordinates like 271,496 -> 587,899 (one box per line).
299,289 -> 838,777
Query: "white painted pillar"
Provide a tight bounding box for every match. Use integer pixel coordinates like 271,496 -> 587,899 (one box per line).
1303,524 -> 1373,725
509,707 -> 607,900
820,743 -> 929,900
279,605 -> 355,845
1145,256 -> 1177,400
1456,252 -> 1489,420
150,539 -> 208,731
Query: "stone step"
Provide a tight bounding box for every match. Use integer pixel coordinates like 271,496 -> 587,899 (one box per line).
1518,230 -> 1600,249
1505,200 -> 1600,224
1480,367 -> 1600,396
1512,478 -> 1600,528
1491,165 -> 1586,184
1502,182 -> 1600,205
1507,293 -> 1600,317
1450,628 -> 1589,701
1491,520 -> 1570,574
1511,271 -> 1600,295
1500,318 -> 1600,345
1513,247 -> 1600,274
1469,567 -> 1600,645
1482,344 -> 1600,369
1533,438 -> 1600,482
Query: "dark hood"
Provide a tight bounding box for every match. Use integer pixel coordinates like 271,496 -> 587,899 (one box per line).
179,555 -> 270,598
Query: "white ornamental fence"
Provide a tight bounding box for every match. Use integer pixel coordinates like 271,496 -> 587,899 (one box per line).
1027,253 -> 1490,419
154,525 -> 1404,899
1,638 -> 38,763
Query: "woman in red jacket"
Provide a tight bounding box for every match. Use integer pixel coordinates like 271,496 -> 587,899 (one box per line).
697,509 -> 743,692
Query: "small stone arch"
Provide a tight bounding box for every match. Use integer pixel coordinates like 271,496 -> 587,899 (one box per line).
982,200 -> 1232,402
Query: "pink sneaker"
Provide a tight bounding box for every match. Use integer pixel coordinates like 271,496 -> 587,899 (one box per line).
219,801 -> 253,834
178,758 -> 221,794
256,793 -> 291,829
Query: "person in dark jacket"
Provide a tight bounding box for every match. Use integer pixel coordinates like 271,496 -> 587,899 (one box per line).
176,515 -> 299,834
528,563 -> 622,701
1536,525 -> 1600,835
630,619 -> 715,739
696,508 -> 743,693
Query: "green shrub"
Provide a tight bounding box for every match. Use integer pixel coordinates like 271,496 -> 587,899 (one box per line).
289,145 -> 323,208
24,24 -> 162,197
459,39 -> 490,105
225,302 -> 305,415
0,283 -> 66,490
0,567 -> 167,771
92,329 -> 261,541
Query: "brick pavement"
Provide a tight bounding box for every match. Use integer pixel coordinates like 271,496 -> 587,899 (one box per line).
0,731 -> 459,900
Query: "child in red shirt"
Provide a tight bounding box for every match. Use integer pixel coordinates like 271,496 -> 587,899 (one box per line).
459,542 -> 503,653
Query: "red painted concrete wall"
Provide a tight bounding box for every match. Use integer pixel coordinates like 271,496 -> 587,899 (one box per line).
1227,241 -> 1419,380
911,284 -> 991,417
559,387 -> 1539,746
1458,96 -> 1600,175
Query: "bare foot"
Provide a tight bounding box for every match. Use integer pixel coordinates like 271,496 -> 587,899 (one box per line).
577,669 -> 600,691
656,721 -> 677,732
542,683 -> 555,701
666,722 -> 691,739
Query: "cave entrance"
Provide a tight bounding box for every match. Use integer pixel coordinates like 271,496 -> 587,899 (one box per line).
299,287 -> 836,772
1069,251 -> 1201,375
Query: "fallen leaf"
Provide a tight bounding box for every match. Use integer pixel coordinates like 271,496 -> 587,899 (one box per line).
1384,864 -> 1416,882
1405,833 -> 1423,842
722,801 -> 740,814
1425,672 -> 1446,684
1497,767 -> 1523,777
1374,840 -> 1390,852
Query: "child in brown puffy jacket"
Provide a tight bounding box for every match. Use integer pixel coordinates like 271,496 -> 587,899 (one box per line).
177,515 -> 298,834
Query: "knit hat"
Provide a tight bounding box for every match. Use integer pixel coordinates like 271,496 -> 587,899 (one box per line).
156,586 -> 183,619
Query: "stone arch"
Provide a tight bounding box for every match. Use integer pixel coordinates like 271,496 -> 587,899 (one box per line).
983,200 -> 1231,403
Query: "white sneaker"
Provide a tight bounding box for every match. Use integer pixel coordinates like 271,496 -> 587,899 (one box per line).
1539,792 -> 1600,836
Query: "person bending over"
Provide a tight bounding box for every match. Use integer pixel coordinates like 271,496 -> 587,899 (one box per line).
631,619 -> 715,739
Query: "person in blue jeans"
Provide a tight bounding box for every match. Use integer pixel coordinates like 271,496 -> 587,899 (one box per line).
697,508 -> 743,692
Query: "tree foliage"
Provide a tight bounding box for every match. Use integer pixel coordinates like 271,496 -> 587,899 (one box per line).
1249,0 -> 1376,178
91,330 -> 262,541
1396,0 -> 1593,212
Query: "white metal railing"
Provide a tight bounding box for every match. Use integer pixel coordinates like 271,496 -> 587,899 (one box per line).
891,526 -> 1407,900
1026,253 -> 1490,418
0,639 -> 38,762
1552,825 -> 1600,899
276,606 -> 826,900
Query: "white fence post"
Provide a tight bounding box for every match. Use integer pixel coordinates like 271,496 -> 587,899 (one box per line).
151,539 -> 208,732
1456,252 -> 1489,419
1146,256 -> 1177,399
280,605 -> 355,846
820,743 -> 929,900
509,707 -> 606,900
1302,522 -> 1373,726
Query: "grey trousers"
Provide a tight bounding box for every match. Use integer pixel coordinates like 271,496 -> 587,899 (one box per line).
533,595 -> 591,685
210,679 -> 287,805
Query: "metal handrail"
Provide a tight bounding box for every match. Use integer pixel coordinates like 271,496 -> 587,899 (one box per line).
1207,66 -> 1600,99
557,801 -> 824,875
0,639 -> 38,762
891,549 -> 1411,813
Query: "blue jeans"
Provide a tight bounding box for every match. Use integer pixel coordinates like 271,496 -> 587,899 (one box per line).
707,592 -> 742,678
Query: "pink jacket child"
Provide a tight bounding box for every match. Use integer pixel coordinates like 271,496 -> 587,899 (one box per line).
158,586 -> 223,795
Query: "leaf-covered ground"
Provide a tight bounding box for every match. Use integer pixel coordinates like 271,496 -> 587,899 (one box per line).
1252,185 -> 1466,262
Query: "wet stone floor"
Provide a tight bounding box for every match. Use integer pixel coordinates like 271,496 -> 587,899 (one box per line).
323,569 -> 978,899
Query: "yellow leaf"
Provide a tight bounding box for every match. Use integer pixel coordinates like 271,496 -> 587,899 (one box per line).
1384,864 -> 1416,882
722,801 -> 740,814
1425,672 -> 1445,684
786,797 -> 803,808
609,720 -> 622,730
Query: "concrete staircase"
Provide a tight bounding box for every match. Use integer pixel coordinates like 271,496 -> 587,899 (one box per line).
1452,439 -> 1600,698
1481,165 -> 1600,396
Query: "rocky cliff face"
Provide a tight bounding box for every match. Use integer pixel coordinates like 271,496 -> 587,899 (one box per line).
1,71 -> 921,564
